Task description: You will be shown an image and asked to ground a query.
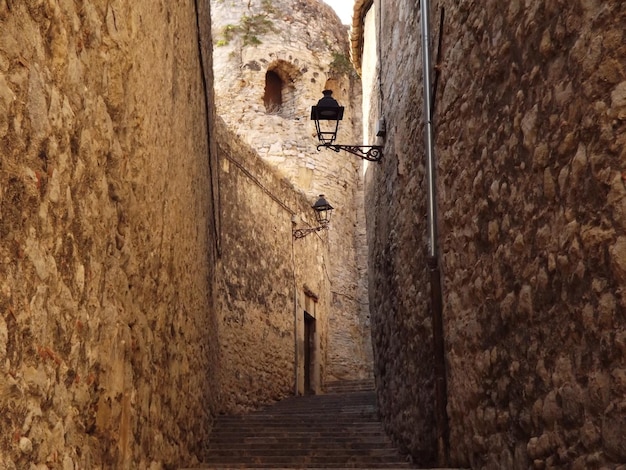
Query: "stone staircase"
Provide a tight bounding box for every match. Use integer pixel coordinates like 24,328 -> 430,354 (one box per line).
187,379 -> 415,469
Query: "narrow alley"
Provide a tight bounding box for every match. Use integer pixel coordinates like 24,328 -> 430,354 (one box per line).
0,0 -> 624,469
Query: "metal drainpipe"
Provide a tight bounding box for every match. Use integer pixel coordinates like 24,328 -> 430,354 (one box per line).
291,231 -> 299,396
419,0 -> 449,465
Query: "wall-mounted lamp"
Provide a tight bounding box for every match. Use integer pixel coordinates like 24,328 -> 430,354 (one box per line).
310,90 -> 383,162
293,195 -> 334,239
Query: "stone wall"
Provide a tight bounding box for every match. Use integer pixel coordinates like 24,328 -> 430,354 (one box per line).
358,0 -> 438,462
211,0 -> 373,383
215,118 -> 332,410
357,0 -> 626,468
0,1 -> 220,467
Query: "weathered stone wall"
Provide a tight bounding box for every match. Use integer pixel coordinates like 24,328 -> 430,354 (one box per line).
0,1 -> 220,467
358,0 -> 438,462
358,0 -> 626,468
211,0 -> 373,383
215,118 -> 332,410
439,2 -> 626,468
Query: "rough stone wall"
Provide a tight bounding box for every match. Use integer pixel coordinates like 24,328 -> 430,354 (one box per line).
211,0 -> 373,384
215,118 -> 331,411
359,0 -> 438,463
439,2 -> 626,468
0,1 -> 220,468
358,0 -> 626,468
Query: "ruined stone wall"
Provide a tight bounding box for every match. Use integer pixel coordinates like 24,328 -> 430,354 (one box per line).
0,1 -> 220,468
211,0 -> 373,383
215,118 -> 331,410
359,0 -> 626,467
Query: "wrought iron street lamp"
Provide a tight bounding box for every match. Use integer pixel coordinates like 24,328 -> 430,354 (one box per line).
310,90 -> 383,162
293,195 -> 334,239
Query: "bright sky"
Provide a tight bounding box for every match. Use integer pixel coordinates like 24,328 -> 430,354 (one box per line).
321,0 -> 354,24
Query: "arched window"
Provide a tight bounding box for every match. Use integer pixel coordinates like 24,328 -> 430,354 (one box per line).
264,70 -> 283,113
262,60 -> 300,117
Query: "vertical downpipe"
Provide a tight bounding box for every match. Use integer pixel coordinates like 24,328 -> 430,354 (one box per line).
292,233 -> 299,395
419,0 -> 449,465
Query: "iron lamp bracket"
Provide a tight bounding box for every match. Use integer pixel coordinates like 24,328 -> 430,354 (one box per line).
293,225 -> 329,239
316,143 -> 383,162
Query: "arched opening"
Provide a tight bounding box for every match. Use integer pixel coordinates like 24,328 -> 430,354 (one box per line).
264,70 -> 283,113
262,60 -> 301,118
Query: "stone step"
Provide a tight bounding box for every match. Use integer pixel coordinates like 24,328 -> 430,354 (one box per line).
210,421 -> 385,428
207,436 -> 395,447
217,414 -> 378,423
200,455 -> 413,466
202,447 -> 398,462
262,395 -> 377,409
227,405 -> 379,414
210,424 -> 387,430
185,464 -> 413,469
211,420 -> 383,428
209,431 -> 390,445
206,445 -> 400,454
208,432 -> 393,441
323,379 -> 375,394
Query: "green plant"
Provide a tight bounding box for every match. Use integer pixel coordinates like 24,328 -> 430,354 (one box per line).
261,0 -> 275,14
215,13 -> 276,47
329,51 -> 356,77
240,13 -> 275,45
216,23 -> 238,46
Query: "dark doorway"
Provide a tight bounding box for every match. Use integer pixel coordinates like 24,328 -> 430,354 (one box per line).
303,311 -> 315,394
264,70 -> 283,113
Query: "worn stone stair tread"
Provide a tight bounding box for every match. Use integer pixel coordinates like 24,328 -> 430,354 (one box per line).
209,434 -> 388,440
206,446 -> 401,454
200,458 -> 412,465
211,424 -> 386,430
216,416 -> 381,421
209,431 -> 386,437
205,450 -> 408,464
179,463 -> 412,470
209,427 -> 386,433
208,435 -> 397,442
222,408 -> 380,414
323,379 -> 376,390
191,465 -> 414,469
210,435 -> 394,440
215,415 -> 381,421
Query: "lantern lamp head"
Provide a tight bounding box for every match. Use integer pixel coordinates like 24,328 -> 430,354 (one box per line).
293,194 -> 334,239
312,194 -> 333,226
309,90 -> 384,162
310,90 -> 344,144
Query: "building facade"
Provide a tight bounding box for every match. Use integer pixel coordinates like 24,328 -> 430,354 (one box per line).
210,0 -> 374,394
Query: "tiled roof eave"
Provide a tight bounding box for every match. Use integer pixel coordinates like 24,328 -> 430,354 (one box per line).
349,0 -> 374,76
